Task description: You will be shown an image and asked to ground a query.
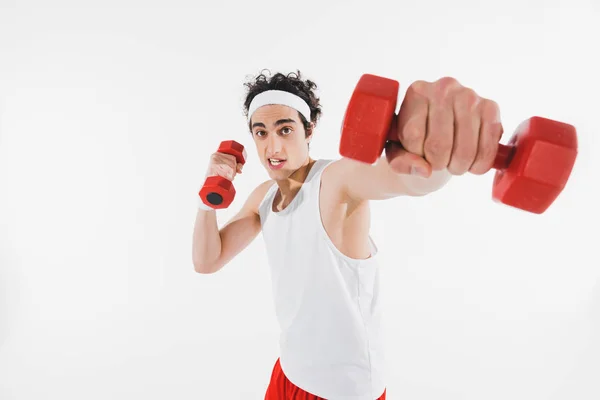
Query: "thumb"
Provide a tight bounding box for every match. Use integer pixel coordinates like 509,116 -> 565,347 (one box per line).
384,141 -> 432,178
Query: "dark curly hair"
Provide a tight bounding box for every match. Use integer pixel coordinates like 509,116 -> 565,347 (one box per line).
242,69 -> 322,137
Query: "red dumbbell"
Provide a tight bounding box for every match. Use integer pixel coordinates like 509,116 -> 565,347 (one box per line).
198,140 -> 247,209
339,73 -> 578,214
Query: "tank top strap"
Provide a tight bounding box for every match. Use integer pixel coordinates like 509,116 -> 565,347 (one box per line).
308,158 -> 379,259
258,180 -> 278,214
306,159 -> 335,188
303,159 -> 335,212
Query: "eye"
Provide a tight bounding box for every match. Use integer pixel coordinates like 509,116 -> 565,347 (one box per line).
254,130 -> 266,137
281,127 -> 293,135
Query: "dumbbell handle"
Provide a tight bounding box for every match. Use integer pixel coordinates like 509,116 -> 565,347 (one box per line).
493,144 -> 516,171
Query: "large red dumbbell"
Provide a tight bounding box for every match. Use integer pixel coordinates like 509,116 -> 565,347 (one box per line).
198,140 -> 247,209
339,74 -> 401,163
339,74 -> 578,214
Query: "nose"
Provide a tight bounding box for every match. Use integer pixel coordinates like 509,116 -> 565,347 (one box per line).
266,133 -> 282,155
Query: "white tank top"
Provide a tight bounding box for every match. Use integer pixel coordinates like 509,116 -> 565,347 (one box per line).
258,159 -> 386,400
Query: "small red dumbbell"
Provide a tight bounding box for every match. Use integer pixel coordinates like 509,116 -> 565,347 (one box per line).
490,117 -> 577,213
339,73 -> 578,214
198,140 -> 247,209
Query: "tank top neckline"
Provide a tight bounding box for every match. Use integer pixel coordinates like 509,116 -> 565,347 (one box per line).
268,159 -> 327,216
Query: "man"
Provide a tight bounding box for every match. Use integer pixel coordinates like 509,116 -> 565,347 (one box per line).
192,70 -> 503,399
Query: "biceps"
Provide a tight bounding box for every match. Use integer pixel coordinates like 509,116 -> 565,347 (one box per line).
342,156 -> 410,201
217,213 -> 261,266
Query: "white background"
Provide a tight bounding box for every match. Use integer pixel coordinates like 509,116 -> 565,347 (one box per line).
1,1 -> 599,399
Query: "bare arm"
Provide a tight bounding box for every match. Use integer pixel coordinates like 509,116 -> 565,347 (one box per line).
325,155 -> 452,203
192,180 -> 273,274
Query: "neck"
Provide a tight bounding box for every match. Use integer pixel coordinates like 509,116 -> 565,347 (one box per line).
276,156 -> 315,198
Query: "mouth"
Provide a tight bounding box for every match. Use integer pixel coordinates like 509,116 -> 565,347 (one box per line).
268,158 -> 287,170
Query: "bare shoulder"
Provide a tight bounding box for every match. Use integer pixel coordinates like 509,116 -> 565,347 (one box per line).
320,158 -> 365,204
244,179 -> 276,214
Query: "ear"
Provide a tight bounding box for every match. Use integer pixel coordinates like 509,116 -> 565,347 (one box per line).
306,122 -> 315,141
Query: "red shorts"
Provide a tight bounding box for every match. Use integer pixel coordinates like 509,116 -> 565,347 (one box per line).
264,358 -> 387,400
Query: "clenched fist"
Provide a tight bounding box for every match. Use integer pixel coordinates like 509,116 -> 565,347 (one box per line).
205,151 -> 244,181
386,77 -> 504,178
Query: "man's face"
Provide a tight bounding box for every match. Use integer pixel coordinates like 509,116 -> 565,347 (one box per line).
250,104 -> 312,180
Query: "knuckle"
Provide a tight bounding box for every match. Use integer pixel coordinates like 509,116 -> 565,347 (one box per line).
437,76 -> 459,87
408,80 -> 429,96
457,88 -> 480,110
483,99 -> 501,123
436,76 -> 459,96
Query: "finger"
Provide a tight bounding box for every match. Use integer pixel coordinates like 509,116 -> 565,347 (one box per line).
221,153 -> 238,167
219,153 -> 238,174
385,141 -> 432,177
469,100 -> 503,175
448,88 -> 481,175
237,163 -> 243,174
396,81 -> 429,157
214,154 -> 237,180
424,88 -> 454,171
216,163 -> 236,180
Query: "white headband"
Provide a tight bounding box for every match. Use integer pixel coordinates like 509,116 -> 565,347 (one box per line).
247,90 -> 311,124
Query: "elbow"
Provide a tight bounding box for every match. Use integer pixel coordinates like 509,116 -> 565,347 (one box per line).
193,265 -> 212,274
192,246 -> 222,274
193,261 -> 216,274
192,258 -> 222,274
